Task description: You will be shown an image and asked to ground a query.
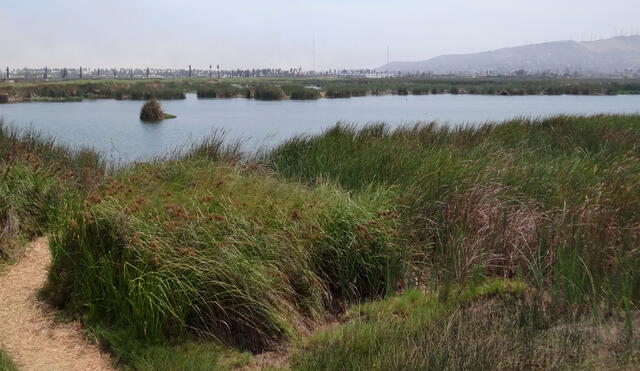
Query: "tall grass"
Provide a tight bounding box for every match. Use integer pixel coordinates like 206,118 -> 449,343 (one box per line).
45,155 -> 405,352
0,122 -> 103,265
270,115 -> 640,309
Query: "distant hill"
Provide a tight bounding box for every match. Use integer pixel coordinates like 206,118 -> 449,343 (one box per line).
379,36 -> 640,74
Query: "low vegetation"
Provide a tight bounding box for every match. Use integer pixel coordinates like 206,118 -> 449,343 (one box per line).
2,112 -> 639,369
0,350 -> 17,371
291,280 -> 639,370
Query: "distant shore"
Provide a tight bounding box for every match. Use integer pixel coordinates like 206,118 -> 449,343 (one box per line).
1,76 -> 640,103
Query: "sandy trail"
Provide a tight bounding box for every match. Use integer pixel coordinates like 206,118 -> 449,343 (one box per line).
0,237 -> 114,371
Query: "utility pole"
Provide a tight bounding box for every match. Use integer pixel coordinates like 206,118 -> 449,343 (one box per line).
387,45 -> 390,68
312,32 -> 316,73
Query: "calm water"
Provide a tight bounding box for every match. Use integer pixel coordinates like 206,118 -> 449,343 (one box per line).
1,94 -> 639,162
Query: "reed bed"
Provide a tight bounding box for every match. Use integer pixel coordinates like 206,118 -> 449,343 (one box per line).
270,115 -> 640,309
3,77 -> 640,103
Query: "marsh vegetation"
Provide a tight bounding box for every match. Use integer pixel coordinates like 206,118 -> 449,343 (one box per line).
2,77 -> 640,104
1,113 -> 639,369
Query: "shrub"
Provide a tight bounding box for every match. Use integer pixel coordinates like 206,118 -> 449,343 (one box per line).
324,89 -> 352,98
253,85 -> 284,100
196,87 -> 218,98
282,85 -> 320,100
197,84 -> 241,99
140,100 -> 165,122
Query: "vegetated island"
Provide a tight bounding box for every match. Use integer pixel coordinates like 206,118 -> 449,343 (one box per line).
139,99 -> 176,122
1,113 -> 639,369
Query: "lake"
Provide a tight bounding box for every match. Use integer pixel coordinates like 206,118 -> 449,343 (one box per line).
1,93 -> 639,162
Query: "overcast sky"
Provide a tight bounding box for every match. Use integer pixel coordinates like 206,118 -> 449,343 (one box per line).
2,0 -> 639,70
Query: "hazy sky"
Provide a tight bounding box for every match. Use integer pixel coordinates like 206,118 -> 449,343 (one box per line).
2,0 -> 639,70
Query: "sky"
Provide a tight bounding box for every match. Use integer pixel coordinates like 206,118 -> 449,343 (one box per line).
1,0 -> 639,70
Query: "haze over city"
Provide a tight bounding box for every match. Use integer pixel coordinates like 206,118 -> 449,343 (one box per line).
2,0 -> 639,69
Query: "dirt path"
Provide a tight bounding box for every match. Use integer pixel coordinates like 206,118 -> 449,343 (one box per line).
0,237 -> 115,371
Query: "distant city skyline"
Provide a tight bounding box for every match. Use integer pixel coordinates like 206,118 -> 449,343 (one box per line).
2,0 -> 639,70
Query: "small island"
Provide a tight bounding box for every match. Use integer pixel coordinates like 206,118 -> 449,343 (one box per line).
139,99 -> 176,122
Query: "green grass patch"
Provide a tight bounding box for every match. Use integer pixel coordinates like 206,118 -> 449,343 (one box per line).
290,279 -> 639,370
88,327 -> 251,371
0,350 -> 17,371
125,342 -> 250,371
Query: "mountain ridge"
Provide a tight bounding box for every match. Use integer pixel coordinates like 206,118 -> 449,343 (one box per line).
379,36 -> 640,74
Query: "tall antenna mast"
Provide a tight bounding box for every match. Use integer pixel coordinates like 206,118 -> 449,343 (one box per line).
312,32 -> 316,72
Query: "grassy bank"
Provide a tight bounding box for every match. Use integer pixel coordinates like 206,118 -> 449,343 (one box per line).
2,113 -> 637,369
3,77 -> 640,103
